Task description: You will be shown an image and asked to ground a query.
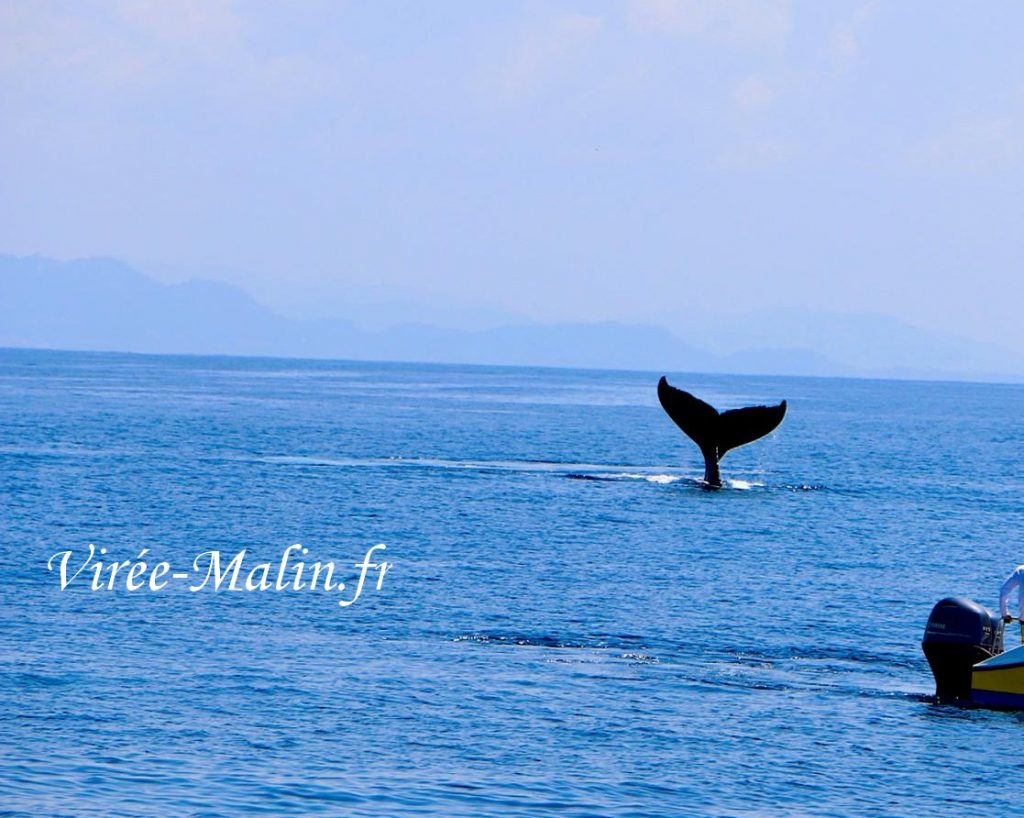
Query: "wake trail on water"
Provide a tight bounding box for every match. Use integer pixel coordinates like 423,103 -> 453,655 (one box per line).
454,632 -> 924,700
252,454 -> 825,491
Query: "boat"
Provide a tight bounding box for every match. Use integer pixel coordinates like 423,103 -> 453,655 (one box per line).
922,596 -> 1024,708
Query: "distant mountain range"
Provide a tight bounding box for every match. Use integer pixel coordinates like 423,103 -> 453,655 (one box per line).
1,254 -> 1020,381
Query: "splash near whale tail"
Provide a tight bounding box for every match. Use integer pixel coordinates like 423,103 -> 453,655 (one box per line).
657,376 -> 786,488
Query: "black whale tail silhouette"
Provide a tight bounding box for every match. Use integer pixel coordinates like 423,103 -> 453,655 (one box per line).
657,376 -> 787,488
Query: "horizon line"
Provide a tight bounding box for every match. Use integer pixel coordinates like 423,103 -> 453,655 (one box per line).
3,344 -> 1022,389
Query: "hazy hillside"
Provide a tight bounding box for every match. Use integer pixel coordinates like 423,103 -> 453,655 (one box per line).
1,255 -> 1020,381
685,309 -> 1017,377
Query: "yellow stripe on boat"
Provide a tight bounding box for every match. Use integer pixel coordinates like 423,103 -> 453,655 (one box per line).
972,645 -> 1024,707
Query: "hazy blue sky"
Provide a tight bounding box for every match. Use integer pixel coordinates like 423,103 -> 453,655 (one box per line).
2,1 -> 1023,351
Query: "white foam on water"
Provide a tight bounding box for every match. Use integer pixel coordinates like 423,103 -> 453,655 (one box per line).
645,474 -> 684,484
726,479 -> 765,490
608,472 -> 686,484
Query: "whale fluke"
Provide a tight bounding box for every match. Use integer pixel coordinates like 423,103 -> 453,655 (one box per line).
657,376 -> 786,488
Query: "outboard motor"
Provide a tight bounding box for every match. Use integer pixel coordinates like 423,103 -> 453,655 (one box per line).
922,597 -> 1004,703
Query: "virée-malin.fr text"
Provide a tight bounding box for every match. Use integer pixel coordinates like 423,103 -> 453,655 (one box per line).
47,543 -> 392,609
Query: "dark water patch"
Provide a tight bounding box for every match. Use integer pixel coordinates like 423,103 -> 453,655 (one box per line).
565,472 -> 615,482
455,633 -> 594,650
454,631 -> 653,652
0,671 -> 83,690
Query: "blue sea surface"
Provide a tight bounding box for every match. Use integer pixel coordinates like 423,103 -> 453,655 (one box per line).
3,348 -> 1024,817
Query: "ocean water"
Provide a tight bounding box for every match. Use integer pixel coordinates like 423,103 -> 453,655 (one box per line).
3,348 -> 1024,817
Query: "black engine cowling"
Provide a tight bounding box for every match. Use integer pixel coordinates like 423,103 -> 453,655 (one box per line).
922,597 -> 1004,703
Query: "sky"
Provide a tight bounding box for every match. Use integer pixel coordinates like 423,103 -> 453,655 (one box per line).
2,1 -> 1023,352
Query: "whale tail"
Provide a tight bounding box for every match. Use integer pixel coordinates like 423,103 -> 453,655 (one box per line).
657,376 -> 786,488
